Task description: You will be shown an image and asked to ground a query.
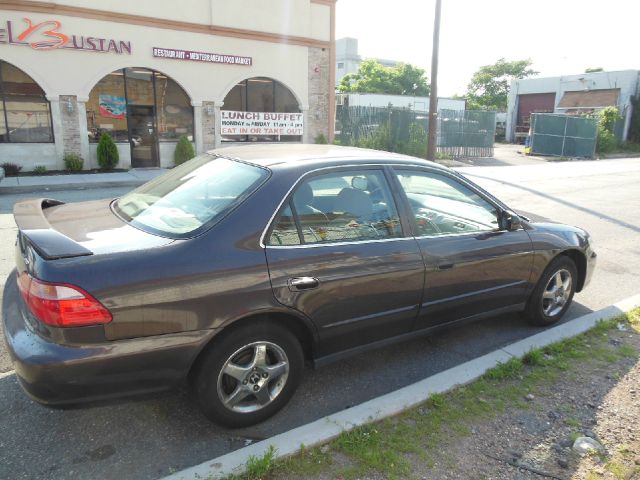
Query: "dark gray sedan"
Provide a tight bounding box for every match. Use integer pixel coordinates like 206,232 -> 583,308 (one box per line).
2,145 -> 596,427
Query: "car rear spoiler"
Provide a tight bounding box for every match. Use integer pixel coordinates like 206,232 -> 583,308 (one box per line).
13,199 -> 93,260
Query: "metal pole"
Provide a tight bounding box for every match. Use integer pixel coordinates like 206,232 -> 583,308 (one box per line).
426,0 -> 442,161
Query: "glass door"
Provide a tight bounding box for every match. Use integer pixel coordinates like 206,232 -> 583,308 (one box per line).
128,105 -> 158,167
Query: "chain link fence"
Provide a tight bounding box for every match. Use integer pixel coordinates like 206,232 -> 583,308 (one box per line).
335,105 -> 496,159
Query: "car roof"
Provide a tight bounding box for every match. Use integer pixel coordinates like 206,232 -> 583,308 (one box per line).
208,144 -> 449,171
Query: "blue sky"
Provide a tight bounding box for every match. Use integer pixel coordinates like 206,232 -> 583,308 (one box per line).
336,0 -> 640,96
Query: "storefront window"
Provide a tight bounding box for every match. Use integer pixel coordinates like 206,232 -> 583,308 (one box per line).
221,77 -> 301,142
0,61 -> 53,143
86,68 -> 193,144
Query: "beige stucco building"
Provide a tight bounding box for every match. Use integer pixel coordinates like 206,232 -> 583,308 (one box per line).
0,0 -> 335,171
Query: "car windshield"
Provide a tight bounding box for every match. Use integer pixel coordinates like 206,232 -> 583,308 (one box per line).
114,154 -> 268,238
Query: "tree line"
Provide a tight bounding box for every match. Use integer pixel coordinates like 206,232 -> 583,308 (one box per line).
338,57 -> 538,112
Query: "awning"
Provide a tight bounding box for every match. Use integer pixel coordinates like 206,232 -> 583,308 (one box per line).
557,88 -> 620,109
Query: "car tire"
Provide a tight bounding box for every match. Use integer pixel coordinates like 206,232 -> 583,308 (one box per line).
192,321 -> 304,428
525,255 -> 578,326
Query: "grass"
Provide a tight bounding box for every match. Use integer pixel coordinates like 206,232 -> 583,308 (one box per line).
228,308 -> 640,479
229,446 -> 277,480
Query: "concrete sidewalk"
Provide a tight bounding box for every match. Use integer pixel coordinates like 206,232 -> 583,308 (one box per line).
0,168 -> 167,194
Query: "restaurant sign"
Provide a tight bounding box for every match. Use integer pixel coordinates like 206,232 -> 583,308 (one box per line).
0,18 -> 132,54
221,111 -> 304,136
153,47 -> 252,66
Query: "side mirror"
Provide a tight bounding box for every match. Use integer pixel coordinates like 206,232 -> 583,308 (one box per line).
499,211 -> 522,231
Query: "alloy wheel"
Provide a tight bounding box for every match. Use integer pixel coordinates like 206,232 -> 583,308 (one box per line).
216,341 -> 290,413
541,268 -> 572,317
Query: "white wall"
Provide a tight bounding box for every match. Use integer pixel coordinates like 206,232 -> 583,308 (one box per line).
339,93 -> 466,112
0,144 -> 58,170
29,0 -> 330,41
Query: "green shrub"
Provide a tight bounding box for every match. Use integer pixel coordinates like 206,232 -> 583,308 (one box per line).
174,135 -> 195,165
97,133 -> 119,170
597,129 -> 617,154
0,162 -> 22,176
594,107 -> 621,154
33,165 -> 47,174
404,123 -> 428,158
314,133 -> 328,144
63,153 -> 84,171
598,106 -> 621,134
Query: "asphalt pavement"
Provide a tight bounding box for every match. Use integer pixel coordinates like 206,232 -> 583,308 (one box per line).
0,158 -> 639,480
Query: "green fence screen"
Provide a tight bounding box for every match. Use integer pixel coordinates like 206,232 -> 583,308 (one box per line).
335,105 -> 496,159
530,113 -> 597,158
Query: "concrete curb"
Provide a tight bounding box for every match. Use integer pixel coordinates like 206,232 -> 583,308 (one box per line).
162,293 -> 640,480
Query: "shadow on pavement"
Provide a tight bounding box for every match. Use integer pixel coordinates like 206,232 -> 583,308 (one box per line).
464,172 -> 640,234
0,301 -> 593,480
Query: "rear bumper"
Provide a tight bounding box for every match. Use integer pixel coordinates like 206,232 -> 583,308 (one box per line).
2,270 -> 214,405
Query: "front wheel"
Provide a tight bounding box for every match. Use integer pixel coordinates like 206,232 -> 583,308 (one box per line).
525,256 -> 577,326
192,321 -> 304,427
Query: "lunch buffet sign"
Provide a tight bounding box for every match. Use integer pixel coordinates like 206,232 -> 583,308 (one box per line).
221,111 -> 304,136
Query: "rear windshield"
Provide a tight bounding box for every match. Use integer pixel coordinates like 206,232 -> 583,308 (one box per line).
114,154 -> 268,238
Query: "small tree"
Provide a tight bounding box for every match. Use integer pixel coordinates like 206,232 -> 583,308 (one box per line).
338,59 -> 430,96
97,133 -> 119,170
465,58 -> 538,111
596,106 -> 622,154
174,135 -> 195,165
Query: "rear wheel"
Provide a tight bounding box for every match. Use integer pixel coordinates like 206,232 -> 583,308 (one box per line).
525,256 -> 577,326
192,321 -> 303,427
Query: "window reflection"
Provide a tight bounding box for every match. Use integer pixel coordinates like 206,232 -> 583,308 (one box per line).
0,61 -> 53,143
86,68 -> 193,144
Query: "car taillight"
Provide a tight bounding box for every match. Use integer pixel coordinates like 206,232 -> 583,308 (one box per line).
17,272 -> 112,327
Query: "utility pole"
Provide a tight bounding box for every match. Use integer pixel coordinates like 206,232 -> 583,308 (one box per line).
426,0 -> 442,161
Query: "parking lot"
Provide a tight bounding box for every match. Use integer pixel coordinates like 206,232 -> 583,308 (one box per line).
1,157 -> 639,480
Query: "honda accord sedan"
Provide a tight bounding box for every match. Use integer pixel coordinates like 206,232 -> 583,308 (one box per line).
2,144 -> 596,427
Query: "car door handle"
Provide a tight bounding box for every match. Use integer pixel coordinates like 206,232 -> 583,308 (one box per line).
437,263 -> 454,270
287,277 -> 320,291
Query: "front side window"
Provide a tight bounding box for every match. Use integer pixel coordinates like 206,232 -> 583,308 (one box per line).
395,170 -> 499,236
268,169 -> 402,246
114,155 -> 268,238
0,61 -> 53,143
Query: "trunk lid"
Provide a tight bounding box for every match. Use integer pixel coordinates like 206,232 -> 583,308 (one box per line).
14,198 -> 174,260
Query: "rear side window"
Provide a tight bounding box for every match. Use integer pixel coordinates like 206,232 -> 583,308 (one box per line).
268,169 -> 402,246
115,154 -> 268,238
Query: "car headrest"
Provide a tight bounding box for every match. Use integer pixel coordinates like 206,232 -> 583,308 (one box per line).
335,188 -> 373,218
293,183 -> 314,207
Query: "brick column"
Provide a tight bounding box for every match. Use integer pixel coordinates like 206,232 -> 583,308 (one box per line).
59,95 -> 82,160
213,101 -> 224,148
46,95 -> 65,170
77,97 -> 91,168
192,101 -> 204,154
308,47 -> 331,143
201,101 -> 216,151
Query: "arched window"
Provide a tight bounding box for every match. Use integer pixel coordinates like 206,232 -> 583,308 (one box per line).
222,77 -> 301,142
0,60 -> 53,143
86,68 -> 193,167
